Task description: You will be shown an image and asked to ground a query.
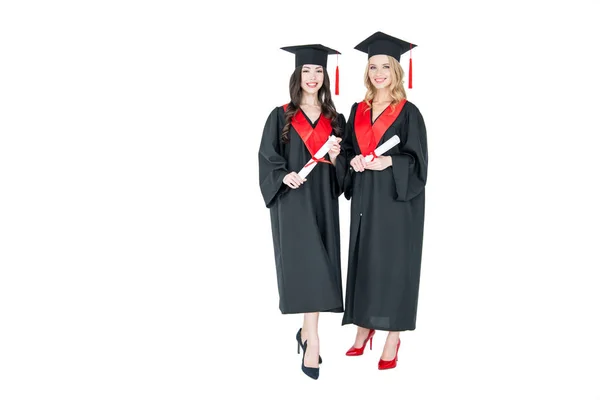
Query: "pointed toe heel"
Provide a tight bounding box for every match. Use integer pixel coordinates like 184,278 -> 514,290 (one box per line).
378,339 -> 401,370
296,328 -> 320,379
345,329 -> 375,356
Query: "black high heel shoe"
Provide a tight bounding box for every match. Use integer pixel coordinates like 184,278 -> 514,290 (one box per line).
295,328 -> 321,380
296,328 -> 322,363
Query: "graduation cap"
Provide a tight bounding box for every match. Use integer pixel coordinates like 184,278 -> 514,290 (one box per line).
354,31 -> 417,88
281,44 -> 341,95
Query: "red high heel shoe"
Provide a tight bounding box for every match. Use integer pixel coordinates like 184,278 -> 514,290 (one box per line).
345,329 -> 375,356
378,339 -> 401,370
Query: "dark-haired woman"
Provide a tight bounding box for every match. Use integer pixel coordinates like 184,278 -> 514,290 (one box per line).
258,44 -> 345,380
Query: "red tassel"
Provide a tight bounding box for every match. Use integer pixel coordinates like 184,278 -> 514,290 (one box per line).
408,44 -> 413,89
335,54 -> 339,95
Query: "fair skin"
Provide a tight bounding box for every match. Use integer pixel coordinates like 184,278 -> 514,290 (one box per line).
350,54 -> 400,361
350,54 -> 394,173
300,312 -> 320,368
283,64 -> 342,191
282,65 -> 341,368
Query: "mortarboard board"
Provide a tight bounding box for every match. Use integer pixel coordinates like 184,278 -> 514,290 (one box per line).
281,44 -> 340,69
354,32 -> 417,88
281,44 -> 341,95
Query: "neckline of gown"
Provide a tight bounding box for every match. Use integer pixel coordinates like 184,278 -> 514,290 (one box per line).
299,107 -> 321,128
370,103 -> 391,125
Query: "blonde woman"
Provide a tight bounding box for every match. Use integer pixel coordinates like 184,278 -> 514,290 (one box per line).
336,32 -> 428,370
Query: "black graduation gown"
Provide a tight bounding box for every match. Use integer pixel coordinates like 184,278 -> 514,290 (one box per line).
336,100 -> 428,331
258,106 -> 346,314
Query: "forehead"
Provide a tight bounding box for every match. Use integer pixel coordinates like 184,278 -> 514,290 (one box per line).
301,64 -> 324,69
368,54 -> 389,64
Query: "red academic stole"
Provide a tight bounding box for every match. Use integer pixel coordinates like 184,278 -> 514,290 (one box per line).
283,103 -> 332,166
354,99 -> 406,158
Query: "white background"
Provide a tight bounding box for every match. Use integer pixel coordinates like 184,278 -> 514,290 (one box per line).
1,0 -> 600,399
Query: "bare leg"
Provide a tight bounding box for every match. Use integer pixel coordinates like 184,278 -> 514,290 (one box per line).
353,325 -> 372,348
300,312 -> 320,368
381,331 -> 400,361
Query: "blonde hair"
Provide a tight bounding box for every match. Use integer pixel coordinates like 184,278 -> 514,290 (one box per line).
363,55 -> 407,110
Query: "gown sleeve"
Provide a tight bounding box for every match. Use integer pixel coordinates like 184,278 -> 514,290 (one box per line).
258,107 -> 290,208
390,103 -> 428,202
337,103 -> 358,200
330,113 -> 347,198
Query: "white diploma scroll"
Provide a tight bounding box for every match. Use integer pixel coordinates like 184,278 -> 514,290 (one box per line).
364,135 -> 401,162
298,135 -> 337,179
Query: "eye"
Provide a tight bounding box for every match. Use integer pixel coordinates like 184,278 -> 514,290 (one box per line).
369,66 -> 376,70
302,70 -> 309,73
317,70 -> 323,73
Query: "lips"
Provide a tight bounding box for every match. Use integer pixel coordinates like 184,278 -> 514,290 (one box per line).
374,78 -> 386,84
306,82 -> 318,88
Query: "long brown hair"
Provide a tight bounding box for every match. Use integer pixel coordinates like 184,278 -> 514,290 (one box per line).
281,66 -> 341,143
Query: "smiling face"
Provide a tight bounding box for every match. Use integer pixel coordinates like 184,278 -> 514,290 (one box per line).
300,64 -> 324,94
367,54 -> 392,89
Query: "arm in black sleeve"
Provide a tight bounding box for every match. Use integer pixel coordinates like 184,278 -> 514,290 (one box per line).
258,107 -> 290,208
390,103 -> 428,202
329,113 -> 347,198
336,103 -> 358,200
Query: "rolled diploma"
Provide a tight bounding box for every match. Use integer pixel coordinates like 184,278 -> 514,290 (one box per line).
298,135 -> 337,179
364,135 -> 401,162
